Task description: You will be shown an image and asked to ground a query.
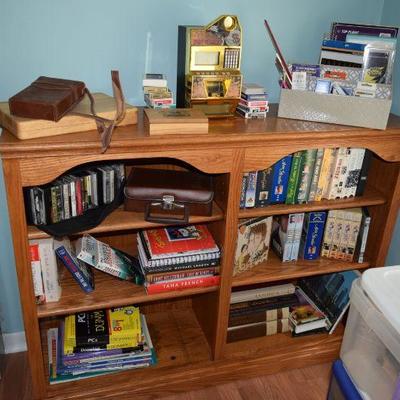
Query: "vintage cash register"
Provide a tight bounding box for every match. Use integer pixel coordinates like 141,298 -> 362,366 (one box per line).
177,15 -> 243,117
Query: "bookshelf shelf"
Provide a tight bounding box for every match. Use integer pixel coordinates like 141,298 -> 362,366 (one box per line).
2,108 -> 400,399
28,202 -> 225,240
238,188 -> 386,219
232,252 -> 370,288
37,268 -> 219,318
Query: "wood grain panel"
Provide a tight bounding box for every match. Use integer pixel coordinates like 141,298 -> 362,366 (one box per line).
238,187 -> 386,219
2,159 -> 47,400
232,252 -> 370,287
19,149 -> 234,186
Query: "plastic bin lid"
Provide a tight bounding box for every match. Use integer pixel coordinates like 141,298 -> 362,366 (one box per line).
361,266 -> 400,335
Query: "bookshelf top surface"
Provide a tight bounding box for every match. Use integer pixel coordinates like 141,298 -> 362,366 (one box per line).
1,105 -> 400,156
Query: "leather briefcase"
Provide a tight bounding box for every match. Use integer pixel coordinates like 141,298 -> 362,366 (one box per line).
124,168 -> 214,224
9,76 -> 86,121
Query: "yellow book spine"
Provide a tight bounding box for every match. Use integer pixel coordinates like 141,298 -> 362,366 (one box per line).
315,148 -> 333,201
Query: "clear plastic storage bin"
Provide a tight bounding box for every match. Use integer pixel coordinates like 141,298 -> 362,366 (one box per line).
340,267 -> 400,400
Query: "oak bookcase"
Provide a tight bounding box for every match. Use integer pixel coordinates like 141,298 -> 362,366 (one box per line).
1,107 -> 400,400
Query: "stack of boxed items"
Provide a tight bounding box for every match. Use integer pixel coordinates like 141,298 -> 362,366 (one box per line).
137,224 -> 220,294
47,306 -> 156,383
236,83 -> 269,119
143,74 -> 174,109
227,283 -> 297,342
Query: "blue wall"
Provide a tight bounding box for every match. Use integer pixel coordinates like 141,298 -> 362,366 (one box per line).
381,0 -> 400,266
0,0 -> 391,334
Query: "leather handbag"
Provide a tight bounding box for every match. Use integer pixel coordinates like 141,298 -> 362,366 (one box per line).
124,168 -> 214,224
8,71 -> 125,152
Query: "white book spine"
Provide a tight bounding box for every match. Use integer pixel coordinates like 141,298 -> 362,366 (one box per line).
70,179 -> 77,217
29,243 -> 45,300
230,283 -> 295,304
328,147 -> 348,199
38,239 -> 62,302
291,213 -> 305,261
91,172 -> 98,206
343,148 -> 366,198
109,168 -> 115,202
357,215 -> 371,263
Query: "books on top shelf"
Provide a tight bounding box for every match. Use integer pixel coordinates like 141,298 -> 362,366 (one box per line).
236,83 -> 269,119
240,148 -> 372,209
137,224 -> 220,294
25,163 -> 124,226
47,306 -> 156,384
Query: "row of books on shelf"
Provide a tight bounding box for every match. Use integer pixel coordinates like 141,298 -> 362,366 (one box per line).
240,147 -> 371,208
234,207 -> 370,275
47,305 -> 156,384
25,163 -> 125,226
228,270 -> 358,342
29,224 -> 220,304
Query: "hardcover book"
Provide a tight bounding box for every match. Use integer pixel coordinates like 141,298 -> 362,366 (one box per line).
299,212 -> 327,260
233,217 -> 273,276
269,155 -> 292,204
230,283 -> 295,304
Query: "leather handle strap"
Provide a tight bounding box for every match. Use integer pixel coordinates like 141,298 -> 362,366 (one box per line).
71,71 -> 126,153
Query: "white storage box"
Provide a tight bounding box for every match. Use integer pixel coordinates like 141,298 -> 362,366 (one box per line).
340,267 -> 400,400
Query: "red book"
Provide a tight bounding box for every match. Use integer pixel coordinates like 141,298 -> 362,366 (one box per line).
143,225 -> 219,259
145,275 -> 220,294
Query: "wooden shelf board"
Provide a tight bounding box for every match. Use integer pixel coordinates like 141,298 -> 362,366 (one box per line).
42,309 -> 212,398
37,269 -> 218,319
238,188 -> 386,219
224,323 -> 344,361
232,251 -> 370,287
28,202 -> 224,240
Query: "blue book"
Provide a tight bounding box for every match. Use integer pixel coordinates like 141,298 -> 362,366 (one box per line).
322,39 -> 366,52
269,155 -> 292,204
241,92 -> 268,101
55,241 -> 94,293
299,211 -> 326,260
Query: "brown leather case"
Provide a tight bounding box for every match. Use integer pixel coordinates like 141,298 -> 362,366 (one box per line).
9,76 -> 86,121
124,168 -> 214,224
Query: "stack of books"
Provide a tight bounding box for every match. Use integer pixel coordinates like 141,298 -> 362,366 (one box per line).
240,148 -> 371,208
236,83 -> 269,119
25,163 -> 124,226
143,74 -> 174,109
47,306 -> 156,383
227,283 -> 297,342
137,225 -> 220,294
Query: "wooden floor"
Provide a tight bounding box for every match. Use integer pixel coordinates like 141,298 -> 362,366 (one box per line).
0,352 -> 332,400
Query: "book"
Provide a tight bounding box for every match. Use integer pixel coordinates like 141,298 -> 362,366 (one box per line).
322,148 -> 339,200
332,147 -> 352,199
271,215 -> 296,262
245,171 -> 257,208
297,270 -> 360,333
76,234 -> 143,282
144,108 -> 208,135
307,148 -> 324,202
354,208 -> 371,263
144,266 -> 219,284
142,73 -> 168,88
230,283 -> 295,304
315,148 -> 335,201
343,148 -> 366,198
30,238 -> 62,302
64,306 -> 141,353
233,217 -> 272,276
54,238 -> 94,293
239,173 -> 248,209
229,308 -> 290,328
269,155 -> 292,204
296,149 -> 317,203
144,275 -> 220,294
321,210 -> 336,258
227,318 -> 290,342
285,151 -> 302,204
240,92 -> 268,101
327,148 -> 348,199
328,210 -> 345,259
289,304 -> 327,334
291,213 -> 305,261
29,243 -> 45,305
355,150 -> 373,196
299,212 -> 326,260
141,225 -> 219,260
254,168 -> 273,207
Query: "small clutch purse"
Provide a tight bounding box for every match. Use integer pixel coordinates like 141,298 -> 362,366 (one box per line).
124,168 -> 214,224
8,71 -> 125,152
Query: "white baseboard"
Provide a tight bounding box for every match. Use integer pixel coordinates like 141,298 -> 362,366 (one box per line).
2,331 -> 27,354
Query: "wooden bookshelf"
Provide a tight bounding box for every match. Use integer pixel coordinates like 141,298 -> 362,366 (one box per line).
232,252 -> 370,288
28,202 -> 224,240
1,108 -> 400,399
